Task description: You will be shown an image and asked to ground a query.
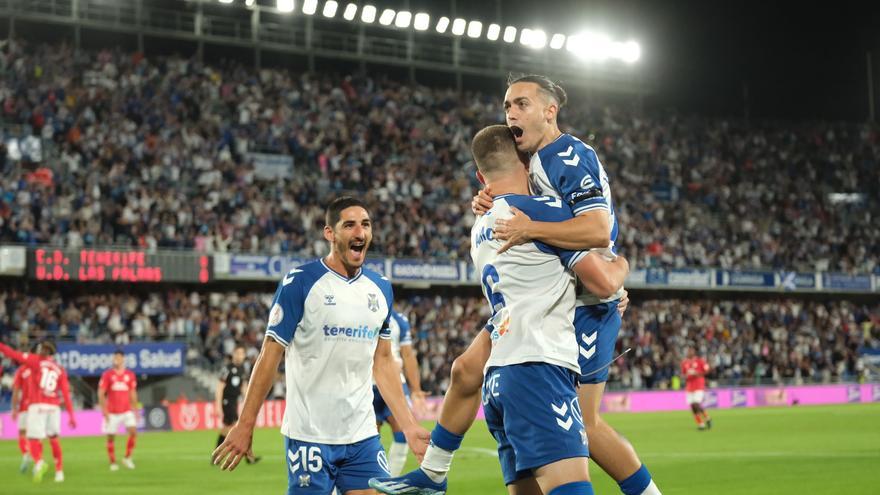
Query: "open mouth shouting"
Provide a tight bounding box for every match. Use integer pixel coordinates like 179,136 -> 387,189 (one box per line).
348,239 -> 367,263
510,125 -> 524,145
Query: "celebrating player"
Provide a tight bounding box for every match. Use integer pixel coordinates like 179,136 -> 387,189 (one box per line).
215,344 -> 261,464
0,341 -> 76,483
681,346 -> 713,430
373,309 -> 427,476
374,74 -> 662,495
371,126 -> 630,495
98,349 -> 139,470
11,350 -> 34,473
212,197 -> 430,494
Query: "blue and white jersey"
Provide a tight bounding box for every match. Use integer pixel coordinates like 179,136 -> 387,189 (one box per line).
471,194 -> 587,373
528,133 -> 622,305
388,311 -> 413,368
265,259 -> 393,445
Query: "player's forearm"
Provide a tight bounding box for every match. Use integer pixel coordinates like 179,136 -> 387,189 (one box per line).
215,383 -> 225,407
402,351 -> 423,395
0,343 -> 25,363
236,340 -> 284,428
62,383 -> 75,416
131,391 -> 139,411
98,391 -> 107,411
11,389 -> 20,411
374,354 -> 418,430
529,213 -> 610,251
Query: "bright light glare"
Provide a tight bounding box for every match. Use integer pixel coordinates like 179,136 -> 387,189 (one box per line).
550,33 -> 566,49
302,0 -> 316,15
566,32 -> 612,60
379,8 -> 395,26
487,23 -> 500,41
414,13 -> 430,31
343,3 -> 357,20
218,0 -> 233,4
245,0 -> 256,6
619,40 -> 641,63
322,0 -> 338,18
436,16 -> 450,33
361,5 -> 376,23
451,18 -> 466,36
503,26 -> 517,43
467,21 -> 482,38
276,0 -> 294,13
530,30 -> 547,49
395,11 -> 412,28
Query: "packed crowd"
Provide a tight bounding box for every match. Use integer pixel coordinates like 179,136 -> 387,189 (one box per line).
1,288 -> 876,393
1,41 -> 878,272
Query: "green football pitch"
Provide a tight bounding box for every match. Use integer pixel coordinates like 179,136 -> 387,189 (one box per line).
3,403 -> 879,494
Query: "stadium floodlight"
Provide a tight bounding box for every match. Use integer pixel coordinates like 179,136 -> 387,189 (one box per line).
566,31 -> 612,60
395,11 -> 412,29
520,28 -> 532,45
436,16 -> 450,33
302,0 -> 317,15
530,29 -> 547,49
451,18 -> 466,36
467,21 -> 483,38
322,0 -> 338,18
503,26 -> 517,43
550,33 -> 566,49
619,40 -> 641,63
218,0 -> 233,4
361,5 -> 376,23
413,13 -> 430,31
487,23 -> 501,41
343,3 -> 357,21
276,0 -> 294,13
379,8 -> 395,26
245,0 -> 256,7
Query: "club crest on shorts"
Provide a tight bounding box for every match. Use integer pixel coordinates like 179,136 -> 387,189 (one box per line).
298,474 -> 311,487
367,293 -> 380,312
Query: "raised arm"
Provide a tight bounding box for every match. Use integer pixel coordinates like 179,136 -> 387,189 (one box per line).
0,343 -> 41,369
212,338 -> 285,471
571,252 -> 629,299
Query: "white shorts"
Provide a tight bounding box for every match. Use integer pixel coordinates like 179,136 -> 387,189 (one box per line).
686,390 -> 706,405
26,404 -> 61,439
103,411 -> 137,434
17,411 -> 28,431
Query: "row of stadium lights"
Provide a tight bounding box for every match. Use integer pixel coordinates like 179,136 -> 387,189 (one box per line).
216,0 -> 641,63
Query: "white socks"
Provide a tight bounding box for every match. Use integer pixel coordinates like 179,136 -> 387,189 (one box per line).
420,444 -> 455,483
641,480 -> 662,495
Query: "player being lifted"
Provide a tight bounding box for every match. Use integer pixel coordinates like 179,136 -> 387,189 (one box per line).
215,344 -> 261,464
12,347 -> 35,474
681,346 -> 712,430
0,341 -> 76,483
377,125 -> 629,495
213,197 -> 430,494
373,309 -> 427,476
373,76 -> 660,495
98,350 -> 139,470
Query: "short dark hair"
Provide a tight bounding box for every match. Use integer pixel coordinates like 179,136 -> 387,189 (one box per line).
325,196 -> 369,228
41,340 -> 57,355
234,343 -> 246,352
471,125 -> 519,176
507,73 -> 568,109
113,349 -> 125,356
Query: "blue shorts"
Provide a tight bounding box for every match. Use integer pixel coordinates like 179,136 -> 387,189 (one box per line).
372,383 -> 411,424
576,301 -> 621,384
284,435 -> 390,494
482,362 -> 589,485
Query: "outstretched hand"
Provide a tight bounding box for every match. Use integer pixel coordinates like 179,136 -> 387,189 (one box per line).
494,207 -> 533,254
212,422 -> 255,471
403,424 -> 431,462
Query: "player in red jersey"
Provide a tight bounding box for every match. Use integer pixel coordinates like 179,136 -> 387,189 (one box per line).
98,350 -> 139,471
0,341 -> 77,483
12,357 -> 34,473
681,346 -> 712,430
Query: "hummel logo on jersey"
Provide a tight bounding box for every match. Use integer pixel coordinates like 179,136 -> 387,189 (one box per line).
557,146 -> 581,166
534,196 -> 562,208
323,324 -> 380,340
324,294 -> 336,306
367,293 -> 380,312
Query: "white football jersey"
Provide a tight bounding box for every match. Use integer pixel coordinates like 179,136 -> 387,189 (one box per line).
528,133 -> 623,306
265,259 -> 393,444
471,194 -> 587,373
